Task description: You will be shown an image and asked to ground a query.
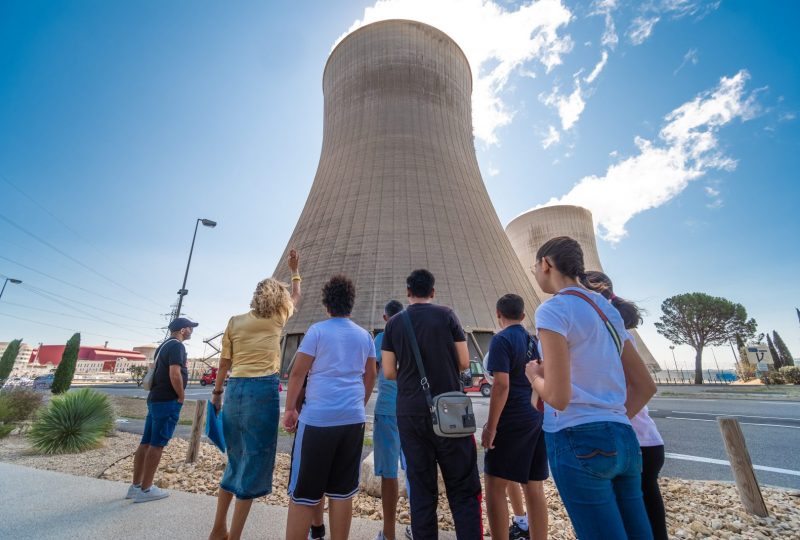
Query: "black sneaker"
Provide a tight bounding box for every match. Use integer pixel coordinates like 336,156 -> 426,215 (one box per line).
309,524 -> 325,540
509,522 -> 530,540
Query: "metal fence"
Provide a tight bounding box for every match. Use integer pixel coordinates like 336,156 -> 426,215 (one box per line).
649,368 -> 738,385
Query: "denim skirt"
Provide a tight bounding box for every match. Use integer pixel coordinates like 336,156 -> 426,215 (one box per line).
220,374 -> 280,499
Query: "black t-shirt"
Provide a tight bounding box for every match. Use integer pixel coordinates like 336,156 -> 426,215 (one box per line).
486,324 -> 541,428
381,303 -> 466,416
147,339 -> 188,402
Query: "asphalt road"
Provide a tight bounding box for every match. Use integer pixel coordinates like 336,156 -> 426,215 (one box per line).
95,384 -> 800,490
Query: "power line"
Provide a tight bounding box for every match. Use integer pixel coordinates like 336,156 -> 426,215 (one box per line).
0,254 -> 160,315
20,283 -> 160,327
0,312 -> 157,344
0,212 -> 163,308
1,300 -> 160,331
0,173 -> 147,283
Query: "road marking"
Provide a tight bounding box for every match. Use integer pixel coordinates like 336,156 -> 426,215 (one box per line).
758,401 -> 800,405
665,416 -> 800,429
666,452 -> 800,477
673,411 -> 800,421
653,398 -> 720,402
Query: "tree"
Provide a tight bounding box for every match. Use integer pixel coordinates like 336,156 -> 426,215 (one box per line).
128,365 -> 148,387
767,334 -> 782,370
51,333 -> 81,394
773,331 -> 795,367
655,293 -> 757,384
0,339 -> 22,381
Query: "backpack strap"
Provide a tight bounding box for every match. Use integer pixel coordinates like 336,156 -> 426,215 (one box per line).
558,289 -> 623,356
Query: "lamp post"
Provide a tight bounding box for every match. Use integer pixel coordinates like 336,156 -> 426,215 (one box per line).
0,277 -> 22,301
174,218 -> 216,318
669,345 -> 680,382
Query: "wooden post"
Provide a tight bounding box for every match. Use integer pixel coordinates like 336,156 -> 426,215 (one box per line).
717,417 -> 768,517
186,399 -> 207,464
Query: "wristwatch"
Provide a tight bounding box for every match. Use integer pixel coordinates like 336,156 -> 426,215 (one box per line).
212,389 -> 224,395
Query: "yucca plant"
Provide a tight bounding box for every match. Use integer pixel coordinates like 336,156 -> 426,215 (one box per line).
28,388 -> 115,454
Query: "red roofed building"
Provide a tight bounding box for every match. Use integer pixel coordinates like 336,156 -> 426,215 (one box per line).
29,345 -> 147,374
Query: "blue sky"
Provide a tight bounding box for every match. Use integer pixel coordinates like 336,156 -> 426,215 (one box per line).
1,0 -> 798,369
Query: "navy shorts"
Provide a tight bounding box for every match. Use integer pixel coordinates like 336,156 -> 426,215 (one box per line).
288,422 -> 364,505
484,421 -> 548,484
141,399 -> 182,447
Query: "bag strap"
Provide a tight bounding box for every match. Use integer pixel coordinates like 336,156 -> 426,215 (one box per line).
558,289 -> 622,356
400,310 -> 437,424
526,332 -> 540,362
152,338 -> 178,380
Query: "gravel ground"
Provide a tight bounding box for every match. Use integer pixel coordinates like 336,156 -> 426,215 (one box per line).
2,432 -> 798,538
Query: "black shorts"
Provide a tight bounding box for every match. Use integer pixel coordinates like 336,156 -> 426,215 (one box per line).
288,422 -> 364,505
484,422 -> 549,484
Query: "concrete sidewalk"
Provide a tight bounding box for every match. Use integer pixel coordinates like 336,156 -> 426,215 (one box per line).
0,462 -> 457,539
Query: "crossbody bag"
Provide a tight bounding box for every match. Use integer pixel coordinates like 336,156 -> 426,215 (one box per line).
526,332 -> 545,412
557,289 -> 623,355
142,338 -> 178,391
401,310 -> 476,438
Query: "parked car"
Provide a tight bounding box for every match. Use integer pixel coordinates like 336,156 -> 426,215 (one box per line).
33,374 -> 55,390
462,360 -> 492,397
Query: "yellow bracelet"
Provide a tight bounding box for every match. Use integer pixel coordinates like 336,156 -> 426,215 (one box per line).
291,275 -> 302,282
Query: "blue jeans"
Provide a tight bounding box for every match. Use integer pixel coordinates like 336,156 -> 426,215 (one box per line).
141,400 -> 182,447
545,421 -> 653,540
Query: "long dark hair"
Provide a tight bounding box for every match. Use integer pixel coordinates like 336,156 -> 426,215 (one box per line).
580,271 -> 642,330
536,236 -> 586,280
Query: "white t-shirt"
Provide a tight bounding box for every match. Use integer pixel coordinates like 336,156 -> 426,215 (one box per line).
630,405 -> 664,447
535,286 -> 632,432
297,317 -> 376,427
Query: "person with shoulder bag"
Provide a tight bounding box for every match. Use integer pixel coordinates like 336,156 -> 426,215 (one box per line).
380,269 -> 482,540
525,237 -> 656,540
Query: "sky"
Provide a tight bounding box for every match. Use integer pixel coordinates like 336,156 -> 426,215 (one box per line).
1,0 -> 798,369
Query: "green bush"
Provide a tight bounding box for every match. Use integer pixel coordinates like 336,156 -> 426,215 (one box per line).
779,366 -> 800,385
760,371 -> 786,385
51,333 -> 81,394
0,338 -> 22,381
27,388 -> 115,454
0,388 -> 43,423
736,361 -> 756,382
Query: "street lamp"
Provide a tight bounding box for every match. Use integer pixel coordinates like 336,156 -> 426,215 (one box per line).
669,345 -> 680,381
174,218 -> 217,318
0,277 -> 22,301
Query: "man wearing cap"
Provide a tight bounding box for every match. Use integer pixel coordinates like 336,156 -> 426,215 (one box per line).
128,317 -> 198,502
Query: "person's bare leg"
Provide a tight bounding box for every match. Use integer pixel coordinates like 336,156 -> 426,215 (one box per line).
209,487 -> 233,540
485,474 -> 510,540
328,498 -> 353,540
140,446 -> 165,490
507,482 -> 526,518
132,444 -> 149,485
312,498 -> 325,527
228,498 -> 254,540
381,477 -> 399,539
523,480 -> 548,540
286,501 -> 316,540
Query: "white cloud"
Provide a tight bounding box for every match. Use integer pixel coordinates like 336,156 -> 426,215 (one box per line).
542,125 -> 561,149
535,70 -> 758,243
628,16 -> 660,45
338,0 -> 573,145
487,165 -> 500,177
585,51 -> 609,83
674,48 -> 699,75
540,80 -> 585,131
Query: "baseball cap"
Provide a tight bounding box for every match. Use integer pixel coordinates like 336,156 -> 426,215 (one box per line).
168,317 -> 199,332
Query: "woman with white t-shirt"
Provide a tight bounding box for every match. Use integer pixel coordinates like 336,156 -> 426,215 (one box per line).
581,271 -> 667,540
525,236 -> 657,540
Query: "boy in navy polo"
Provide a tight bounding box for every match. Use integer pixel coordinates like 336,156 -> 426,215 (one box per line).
481,295 -> 548,540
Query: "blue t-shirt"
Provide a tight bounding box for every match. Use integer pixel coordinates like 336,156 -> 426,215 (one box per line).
373,332 -> 397,416
535,286 -> 632,433
297,317 -> 376,427
486,324 -> 540,428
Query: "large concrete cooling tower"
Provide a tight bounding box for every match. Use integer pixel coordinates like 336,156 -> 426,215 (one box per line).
273,20 -> 541,372
506,205 -> 660,370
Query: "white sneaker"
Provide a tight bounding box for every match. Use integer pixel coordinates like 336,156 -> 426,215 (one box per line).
405,526 -> 413,539
125,484 -> 141,499
134,485 -> 169,503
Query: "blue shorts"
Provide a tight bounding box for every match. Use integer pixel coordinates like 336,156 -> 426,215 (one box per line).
141,400 -> 182,447
374,413 -> 403,479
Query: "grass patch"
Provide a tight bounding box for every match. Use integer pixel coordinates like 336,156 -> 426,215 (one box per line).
109,395 -> 200,424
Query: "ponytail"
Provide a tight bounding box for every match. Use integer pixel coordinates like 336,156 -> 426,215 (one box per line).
580,271 -> 643,330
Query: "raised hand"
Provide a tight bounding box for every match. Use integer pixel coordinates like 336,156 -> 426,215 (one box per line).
288,249 -> 300,273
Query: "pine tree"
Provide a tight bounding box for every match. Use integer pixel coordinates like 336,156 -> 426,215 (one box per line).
0,338 -> 22,381
773,331 -> 795,367
767,334 -> 782,370
51,333 -> 81,394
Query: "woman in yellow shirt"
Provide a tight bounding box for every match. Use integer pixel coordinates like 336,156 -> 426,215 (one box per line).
208,250 -> 301,540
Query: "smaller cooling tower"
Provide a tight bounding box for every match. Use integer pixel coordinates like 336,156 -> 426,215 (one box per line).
506,205 -> 660,371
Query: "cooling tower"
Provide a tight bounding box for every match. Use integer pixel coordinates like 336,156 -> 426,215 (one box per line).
506,205 -> 660,371
273,20 -> 542,372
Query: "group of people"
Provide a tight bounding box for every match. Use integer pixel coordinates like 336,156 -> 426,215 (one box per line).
128,237 -> 670,540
